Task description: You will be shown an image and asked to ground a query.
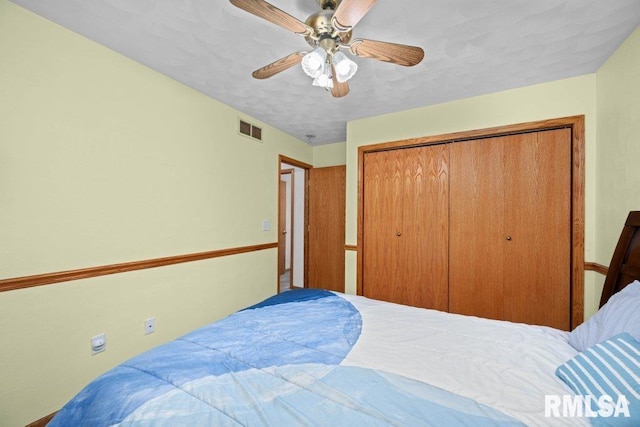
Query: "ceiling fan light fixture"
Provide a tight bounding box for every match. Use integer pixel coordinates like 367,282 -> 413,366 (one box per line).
231,0 -> 425,97
301,47 -> 327,78
313,72 -> 334,89
332,51 -> 357,83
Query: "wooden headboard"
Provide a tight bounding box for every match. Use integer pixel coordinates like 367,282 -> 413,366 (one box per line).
600,211 -> 640,307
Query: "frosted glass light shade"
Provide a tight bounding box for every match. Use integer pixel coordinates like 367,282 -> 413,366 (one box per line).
332,51 -> 357,83
302,48 -> 327,78
312,73 -> 333,89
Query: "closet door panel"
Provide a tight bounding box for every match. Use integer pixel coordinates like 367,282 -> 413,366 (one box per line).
362,149 -> 403,303
450,129 -> 572,329
398,145 -> 449,311
502,129 -> 571,330
362,145 -> 449,310
449,138 -> 506,320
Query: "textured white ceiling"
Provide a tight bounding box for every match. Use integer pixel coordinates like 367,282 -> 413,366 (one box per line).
10,0 -> 640,145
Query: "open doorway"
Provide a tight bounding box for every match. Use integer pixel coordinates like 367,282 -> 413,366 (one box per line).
279,168 -> 293,291
278,156 -> 311,293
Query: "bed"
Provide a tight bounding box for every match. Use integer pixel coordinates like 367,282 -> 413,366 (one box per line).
49,212 -> 640,426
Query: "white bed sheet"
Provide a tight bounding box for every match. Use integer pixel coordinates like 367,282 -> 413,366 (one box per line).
340,293 -> 589,426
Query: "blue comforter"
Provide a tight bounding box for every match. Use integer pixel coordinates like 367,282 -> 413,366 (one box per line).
50,289 -> 523,426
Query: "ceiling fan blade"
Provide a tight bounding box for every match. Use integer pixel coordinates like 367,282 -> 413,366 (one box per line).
349,39 -> 424,66
332,0 -> 377,31
252,52 -> 303,79
229,0 -> 313,36
330,65 -> 349,97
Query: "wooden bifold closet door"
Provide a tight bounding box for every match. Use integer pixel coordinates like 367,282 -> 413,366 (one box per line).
448,128 -> 572,330
362,145 -> 449,311
360,125 -> 575,330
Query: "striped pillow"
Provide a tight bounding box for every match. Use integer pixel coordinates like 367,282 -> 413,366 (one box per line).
556,333 -> 640,425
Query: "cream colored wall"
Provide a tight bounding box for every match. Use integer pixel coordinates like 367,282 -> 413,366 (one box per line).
0,2 -> 311,426
596,27 -> 640,268
312,141 -> 347,167
2,0 -> 636,423
344,75 -> 599,317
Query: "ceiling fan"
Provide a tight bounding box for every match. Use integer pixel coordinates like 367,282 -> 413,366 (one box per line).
229,0 -> 425,97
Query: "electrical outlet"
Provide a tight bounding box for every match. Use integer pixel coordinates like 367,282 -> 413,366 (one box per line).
144,318 -> 155,335
91,333 -> 106,355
